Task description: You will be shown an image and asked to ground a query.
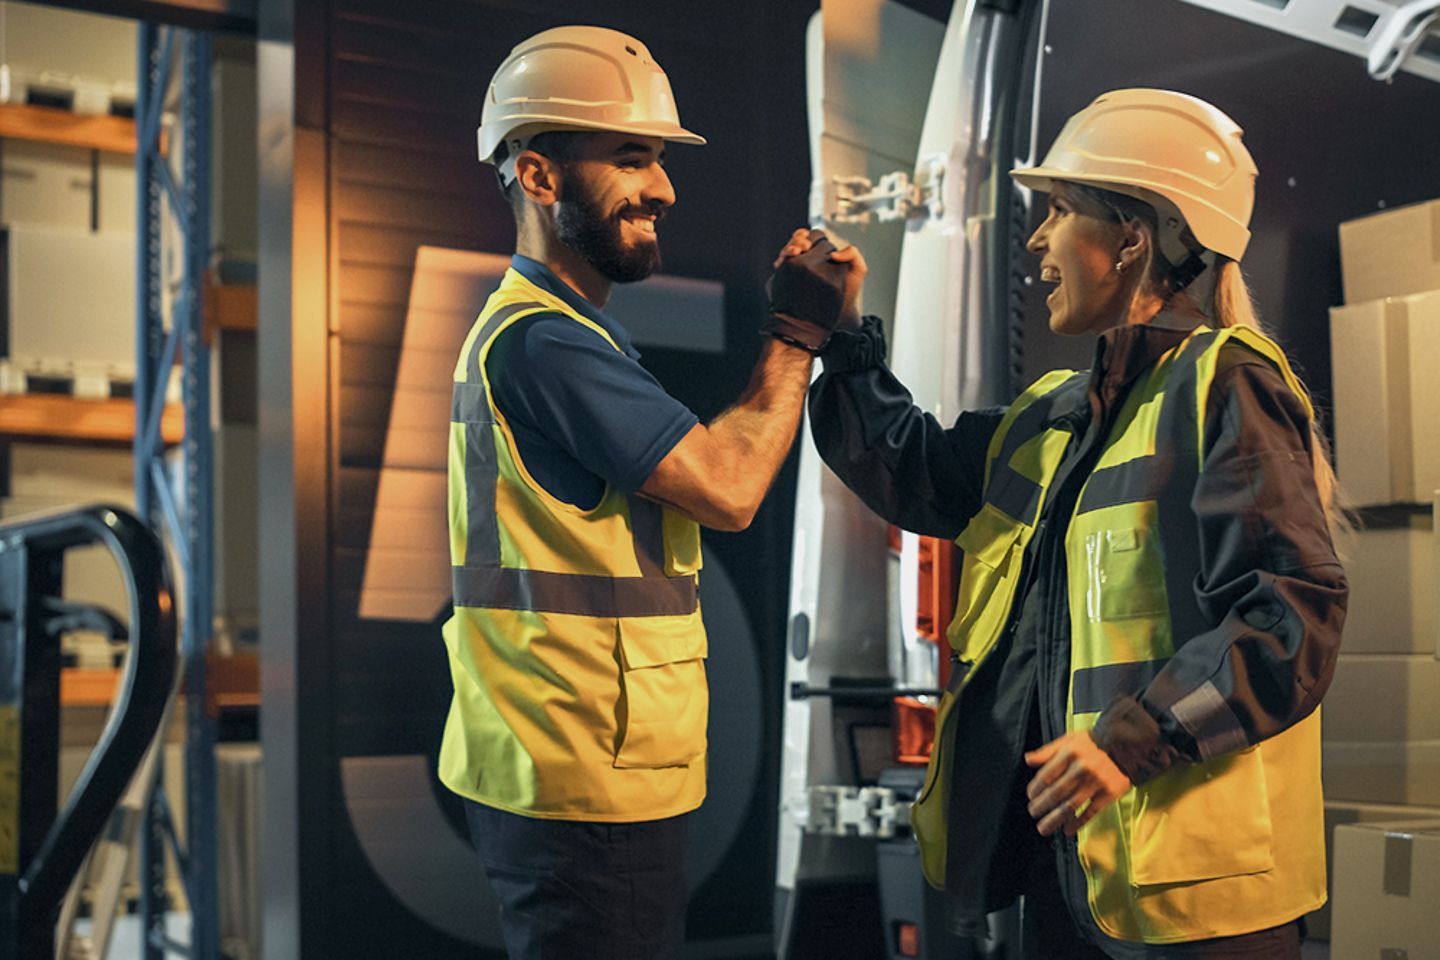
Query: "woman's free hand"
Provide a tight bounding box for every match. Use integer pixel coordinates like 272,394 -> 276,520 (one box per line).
1024,730 -> 1132,837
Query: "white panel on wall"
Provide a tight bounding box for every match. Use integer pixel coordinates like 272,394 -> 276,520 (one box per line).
605,274 -> 726,353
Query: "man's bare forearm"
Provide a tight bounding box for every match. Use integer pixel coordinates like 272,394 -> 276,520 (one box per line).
708,338 -> 814,489
640,338 -> 813,531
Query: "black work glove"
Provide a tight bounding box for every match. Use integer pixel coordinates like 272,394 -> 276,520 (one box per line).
762,230 -> 861,354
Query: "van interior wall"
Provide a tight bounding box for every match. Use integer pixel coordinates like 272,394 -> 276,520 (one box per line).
323,0 -> 827,956
1019,0 -> 1440,423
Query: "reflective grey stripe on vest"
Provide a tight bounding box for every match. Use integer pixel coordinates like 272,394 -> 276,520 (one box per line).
453,300 -> 697,618
984,372 -> 1088,525
626,495 -> 668,578
456,301 -> 547,569
451,564 -> 697,618
1071,658 -> 1169,714
1150,330 -> 1214,655
987,468 -> 1043,527
1075,454 -> 1174,515
1140,329 -> 1251,754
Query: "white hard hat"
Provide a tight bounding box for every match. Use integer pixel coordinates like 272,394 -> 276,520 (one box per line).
477,25 -> 706,183
1011,88 -> 1258,263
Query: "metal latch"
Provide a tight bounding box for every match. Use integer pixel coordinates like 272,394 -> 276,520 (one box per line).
816,153 -> 946,225
1369,0 -> 1440,81
787,785 -> 910,839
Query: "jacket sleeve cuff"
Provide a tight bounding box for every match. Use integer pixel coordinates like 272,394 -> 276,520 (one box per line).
1092,695 -> 1181,786
818,315 -> 887,371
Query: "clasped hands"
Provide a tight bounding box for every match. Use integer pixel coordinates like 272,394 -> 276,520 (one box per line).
763,227 -> 868,353
1024,730 -> 1132,837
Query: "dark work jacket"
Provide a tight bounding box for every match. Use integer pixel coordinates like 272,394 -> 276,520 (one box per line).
808,314 -> 1348,945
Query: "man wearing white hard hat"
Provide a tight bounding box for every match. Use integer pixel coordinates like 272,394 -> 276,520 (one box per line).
800,89 -> 1347,957
439,25 -> 862,959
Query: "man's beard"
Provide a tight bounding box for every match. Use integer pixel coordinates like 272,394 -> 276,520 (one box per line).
554,187 -> 661,284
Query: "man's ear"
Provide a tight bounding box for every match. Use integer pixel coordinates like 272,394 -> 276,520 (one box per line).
514,151 -> 561,207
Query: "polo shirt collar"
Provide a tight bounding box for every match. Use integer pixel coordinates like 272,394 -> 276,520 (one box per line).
511,255 -> 641,360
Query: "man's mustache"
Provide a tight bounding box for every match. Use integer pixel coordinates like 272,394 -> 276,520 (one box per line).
614,200 -> 669,223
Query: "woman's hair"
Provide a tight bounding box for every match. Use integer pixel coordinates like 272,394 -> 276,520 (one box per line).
1062,181 -> 1352,540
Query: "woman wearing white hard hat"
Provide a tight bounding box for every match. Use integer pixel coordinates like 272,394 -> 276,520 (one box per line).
799,88 -> 1347,957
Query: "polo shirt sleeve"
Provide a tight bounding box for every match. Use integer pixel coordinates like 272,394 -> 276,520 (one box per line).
487,314 -> 699,493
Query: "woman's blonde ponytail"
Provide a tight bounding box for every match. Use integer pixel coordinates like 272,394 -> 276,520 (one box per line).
1211,260 -> 1352,541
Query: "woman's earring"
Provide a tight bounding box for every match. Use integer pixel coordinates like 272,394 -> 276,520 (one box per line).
1115,259 -> 1126,274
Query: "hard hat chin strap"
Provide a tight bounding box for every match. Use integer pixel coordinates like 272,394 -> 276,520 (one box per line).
1150,195 -> 1215,294
495,134 -> 532,187
1168,249 -> 1215,294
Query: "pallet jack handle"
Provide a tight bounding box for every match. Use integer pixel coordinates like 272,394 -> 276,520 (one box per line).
0,505 -> 176,958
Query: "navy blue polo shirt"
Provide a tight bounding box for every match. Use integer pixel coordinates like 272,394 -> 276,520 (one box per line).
485,256 -> 699,510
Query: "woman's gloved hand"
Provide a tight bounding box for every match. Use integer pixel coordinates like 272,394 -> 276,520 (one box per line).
762,228 -> 867,353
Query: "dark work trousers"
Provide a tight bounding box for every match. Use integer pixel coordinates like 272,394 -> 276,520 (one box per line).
1019,841 -> 1305,960
464,800 -> 690,960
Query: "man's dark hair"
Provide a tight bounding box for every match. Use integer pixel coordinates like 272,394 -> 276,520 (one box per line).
496,130 -> 589,211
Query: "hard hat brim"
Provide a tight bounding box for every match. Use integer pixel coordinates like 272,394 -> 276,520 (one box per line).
479,117 -> 706,165
1008,163 -> 1251,262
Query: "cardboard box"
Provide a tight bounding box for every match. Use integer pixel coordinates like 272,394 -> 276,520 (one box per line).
1333,511 -> 1435,656
1311,801 -> 1440,940
1332,819 -> 1440,957
1326,655 -> 1440,743
1324,740 -> 1440,806
1329,291 -> 1440,505
1340,199 -> 1440,304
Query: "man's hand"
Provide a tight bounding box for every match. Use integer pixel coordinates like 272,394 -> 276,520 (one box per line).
1024,730 -> 1132,837
762,228 -> 867,353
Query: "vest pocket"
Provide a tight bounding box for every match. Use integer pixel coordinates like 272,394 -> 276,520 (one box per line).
1127,744 -> 1274,885
948,505 -> 1026,663
1079,524 -> 1167,622
613,617 -> 709,769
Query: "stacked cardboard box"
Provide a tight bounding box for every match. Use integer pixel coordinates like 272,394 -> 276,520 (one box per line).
1326,200 -> 1440,944
1331,820 -> 1440,957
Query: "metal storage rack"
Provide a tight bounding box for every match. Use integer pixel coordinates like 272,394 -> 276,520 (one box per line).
134,22 -> 218,960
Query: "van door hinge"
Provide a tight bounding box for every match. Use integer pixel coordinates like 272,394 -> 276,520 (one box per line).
814,154 -> 946,225
786,785 -> 910,838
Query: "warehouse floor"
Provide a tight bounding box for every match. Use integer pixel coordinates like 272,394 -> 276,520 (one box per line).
85,916 -> 1334,960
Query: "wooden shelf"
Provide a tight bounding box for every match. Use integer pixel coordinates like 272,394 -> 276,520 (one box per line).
0,395 -> 182,446
61,668 -> 124,708
0,101 -> 165,155
61,652 -> 259,709
205,282 -> 257,335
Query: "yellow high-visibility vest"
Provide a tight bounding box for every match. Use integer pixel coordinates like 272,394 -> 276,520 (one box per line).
439,268 -> 707,822
912,325 -> 1325,942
